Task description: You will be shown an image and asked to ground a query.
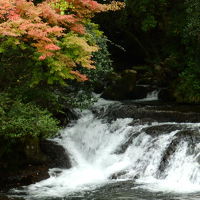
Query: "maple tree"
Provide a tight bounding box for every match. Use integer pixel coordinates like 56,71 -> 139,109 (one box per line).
0,0 -> 124,155
0,0 -> 123,86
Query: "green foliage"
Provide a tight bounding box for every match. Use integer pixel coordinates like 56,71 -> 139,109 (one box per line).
175,67 -> 200,103
173,0 -> 200,103
63,90 -> 98,109
0,0 -> 120,168
62,21 -> 114,104
0,38 -> 35,89
0,0 -> 114,137
0,93 -> 59,140
81,22 -> 113,83
99,0 -> 200,103
10,84 -> 96,111
141,15 -> 157,32
125,0 -> 168,32
0,0 -> 109,88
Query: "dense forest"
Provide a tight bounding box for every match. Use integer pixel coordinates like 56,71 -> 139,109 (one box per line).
0,0 -> 200,191
96,0 -> 200,102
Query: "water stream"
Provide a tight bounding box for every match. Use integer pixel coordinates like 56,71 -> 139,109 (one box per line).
9,95 -> 200,200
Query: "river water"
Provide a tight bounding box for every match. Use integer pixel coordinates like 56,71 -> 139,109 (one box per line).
7,95 -> 200,200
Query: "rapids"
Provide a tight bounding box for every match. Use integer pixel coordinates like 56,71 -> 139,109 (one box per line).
9,96 -> 200,200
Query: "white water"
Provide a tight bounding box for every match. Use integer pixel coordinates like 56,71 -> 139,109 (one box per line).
134,89 -> 159,102
146,90 -> 159,101
12,99 -> 200,199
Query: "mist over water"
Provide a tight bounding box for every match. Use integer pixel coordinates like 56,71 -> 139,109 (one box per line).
11,96 -> 200,200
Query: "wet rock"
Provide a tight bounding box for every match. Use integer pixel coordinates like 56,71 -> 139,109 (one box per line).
129,118 -> 157,126
110,171 -> 128,180
49,169 -> 63,177
158,88 -> 175,102
130,85 -> 149,99
114,132 -> 140,154
143,124 -> 183,136
0,165 -> 50,192
102,104 -> 137,120
102,103 -> 200,123
157,138 -> 180,178
0,136 -> 47,173
196,155 -> 200,164
40,140 -> 71,169
157,129 -> 200,178
23,137 -> 47,165
0,194 -> 24,200
101,70 -> 137,100
54,108 -> 77,127
0,140 -> 71,192
93,81 -> 105,94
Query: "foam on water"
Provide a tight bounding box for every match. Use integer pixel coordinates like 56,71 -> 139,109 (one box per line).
134,90 -> 159,102
11,98 -> 200,199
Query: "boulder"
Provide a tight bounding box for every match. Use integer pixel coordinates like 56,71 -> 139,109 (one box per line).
157,129 -> 200,178
101,70 -> 137,100
0,139 -> 71,191
23,137 -> 47,165
110,171 -> 128,180
0,194 -> 24,200
54,108 -> 77,127
114,132 -> 140,154
40,140 -> 71,169
101,103 -> 200,123
158,88 -> 175,102
143,124 -> 183,136
129,85 -> 149,99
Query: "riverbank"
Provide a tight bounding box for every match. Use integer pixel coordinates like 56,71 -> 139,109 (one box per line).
0,140 -> 71,193
2,98 -> 200,199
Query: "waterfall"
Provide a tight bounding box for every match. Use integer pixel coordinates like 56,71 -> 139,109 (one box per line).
146,90 -> 159,100
135,89 -> 159,102
11,98 -> 200,199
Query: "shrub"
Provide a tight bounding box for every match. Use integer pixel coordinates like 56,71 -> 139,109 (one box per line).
0,93 -> 59,140
82,22 -> 113,83
174,66 -> 200,103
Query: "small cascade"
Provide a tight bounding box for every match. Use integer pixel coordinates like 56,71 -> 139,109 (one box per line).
135,89 -> 159,102
146,90 -> 159,100
11,98 -> 200,200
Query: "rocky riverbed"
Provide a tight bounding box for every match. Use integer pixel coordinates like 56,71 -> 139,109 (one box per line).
2,99 -> 200,200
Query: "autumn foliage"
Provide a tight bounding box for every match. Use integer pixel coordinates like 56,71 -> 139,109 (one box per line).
0,0 -> 122,85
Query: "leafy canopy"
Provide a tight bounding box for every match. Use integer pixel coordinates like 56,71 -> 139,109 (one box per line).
0,0 -> 120,86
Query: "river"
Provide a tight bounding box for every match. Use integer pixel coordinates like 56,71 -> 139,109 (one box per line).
4,94 -> 200,200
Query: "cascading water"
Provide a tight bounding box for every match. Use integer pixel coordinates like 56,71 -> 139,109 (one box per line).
11,98 -> 200,200
134,89 -> 159,102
